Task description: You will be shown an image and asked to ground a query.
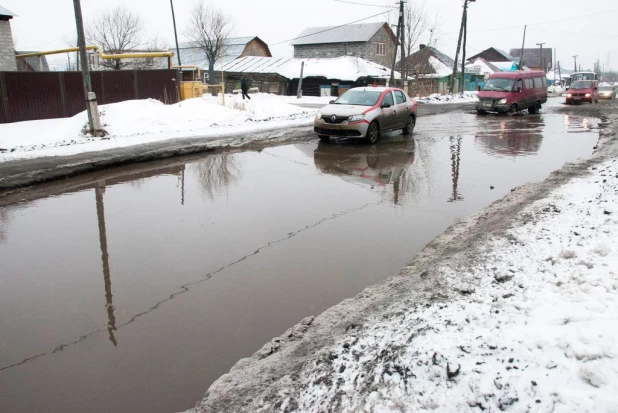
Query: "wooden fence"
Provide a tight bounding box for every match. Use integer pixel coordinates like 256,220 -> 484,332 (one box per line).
0,69 -> 179,124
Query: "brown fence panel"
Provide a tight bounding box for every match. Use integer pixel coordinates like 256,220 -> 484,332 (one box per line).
0,69 -> 180,124
100,71 -> 135,103
3,72 -> 64,122
136,70 -> 178,104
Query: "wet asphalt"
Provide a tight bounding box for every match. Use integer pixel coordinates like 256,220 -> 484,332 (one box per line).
0,98 -> 606,413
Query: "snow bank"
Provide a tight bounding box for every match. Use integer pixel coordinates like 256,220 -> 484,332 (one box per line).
0,94 -> 314,162
255,160 -> 618,412
417,91 -> 478,104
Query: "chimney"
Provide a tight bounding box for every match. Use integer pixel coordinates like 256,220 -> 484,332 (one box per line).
419,44 -> 427,50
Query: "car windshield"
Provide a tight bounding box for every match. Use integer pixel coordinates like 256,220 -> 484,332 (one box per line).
334,90 -> 382,106
571,81 -> 592,89
482,78 -> 514,92
599,86 -> 613,91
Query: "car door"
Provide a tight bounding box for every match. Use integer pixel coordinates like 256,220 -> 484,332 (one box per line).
379,92 -> 396,131
394,90 -> 411,128
524,78 -> 535,108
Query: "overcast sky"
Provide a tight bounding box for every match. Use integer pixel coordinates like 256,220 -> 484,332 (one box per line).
3,0 -> 618,71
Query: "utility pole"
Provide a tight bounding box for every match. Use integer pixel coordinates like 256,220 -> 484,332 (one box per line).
460,1 -> 475,93
399,0 -> 405,88
517,25 -> 527,69
390,1 -> 404,86
170,0 -> 182,66
450,1 -> 466,94
573,55 -> 578,73
536,42 -> 545,71
297,61 -> 305,99
73,0 -> 94,134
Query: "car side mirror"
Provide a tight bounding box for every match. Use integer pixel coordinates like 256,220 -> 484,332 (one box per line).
381,102 -> 391,109
329,100 -> 335,104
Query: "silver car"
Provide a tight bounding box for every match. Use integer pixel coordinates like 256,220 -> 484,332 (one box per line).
314,87 -> 418,143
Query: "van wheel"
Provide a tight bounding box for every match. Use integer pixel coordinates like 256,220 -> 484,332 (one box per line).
476,109 -> 487,115
366,121 -> 380,144
318,135 -> 330,142
529,102 -> 540,114
508,104 -> 518,114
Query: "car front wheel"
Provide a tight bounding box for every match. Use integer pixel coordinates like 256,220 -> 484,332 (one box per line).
318,135 -> 330,142
403,115 -> 416,135
366,121 -> 380,144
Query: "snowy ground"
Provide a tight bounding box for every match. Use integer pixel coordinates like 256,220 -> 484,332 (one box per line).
416,91 -> 479,104
194,155 -> 618,412
0,93 -> 314,162
260,161 -> 618,412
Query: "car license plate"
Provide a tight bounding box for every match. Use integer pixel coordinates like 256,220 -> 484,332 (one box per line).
483,101 -> 493,108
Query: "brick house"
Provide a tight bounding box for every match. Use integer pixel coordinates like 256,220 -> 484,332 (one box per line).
0,4 -> 17,71
509,48 -> 553,71
291,22 -> 396,68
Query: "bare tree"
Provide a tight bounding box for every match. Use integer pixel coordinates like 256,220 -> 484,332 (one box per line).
404,1 -> 439,57
87,6 -> 159,70
185,1 -> 234,83
195,154 -> 241,200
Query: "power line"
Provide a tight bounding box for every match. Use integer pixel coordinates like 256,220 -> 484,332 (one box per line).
333,0 -> 397,9
446,7 -> 618,34
272,10 -> 392,45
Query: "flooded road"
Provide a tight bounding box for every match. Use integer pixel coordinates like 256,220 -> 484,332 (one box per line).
0,112 -> 599,413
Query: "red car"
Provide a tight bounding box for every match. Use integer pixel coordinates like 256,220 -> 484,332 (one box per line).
477,71 -> 548,114
566,80 -> 599,104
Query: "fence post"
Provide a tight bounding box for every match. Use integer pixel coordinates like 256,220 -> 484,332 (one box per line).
0,72 -> 10,123
133,70 -> 139,100
58,73 -> 68,118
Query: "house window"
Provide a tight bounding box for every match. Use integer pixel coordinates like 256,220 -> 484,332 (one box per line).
376,42 -> 386,56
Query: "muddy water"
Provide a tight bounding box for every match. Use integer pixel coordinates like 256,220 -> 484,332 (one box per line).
0,113 -> 598,413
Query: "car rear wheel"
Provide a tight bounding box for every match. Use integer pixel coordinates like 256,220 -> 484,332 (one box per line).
366,121 -> 380,144
402,115 -> 416,135
318,135 -> 330,142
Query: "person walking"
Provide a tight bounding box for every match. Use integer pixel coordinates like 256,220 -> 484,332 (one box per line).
241,78 -> 251,100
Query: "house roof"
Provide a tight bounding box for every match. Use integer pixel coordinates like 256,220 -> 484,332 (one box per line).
15,51 -> 50,71
466,57 -> 501,75
468,47 -> 516,63
0,4 -> 16,18
217,55 -> 401,81
400,46 -> 458,78
290,22 -> 394,46
509,48 -> 553,69
175,36 -> 271,69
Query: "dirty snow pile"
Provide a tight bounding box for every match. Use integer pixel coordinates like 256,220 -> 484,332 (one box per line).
417,91 -> 478,104
259,161 -> 618,412
0,94 -> 314,162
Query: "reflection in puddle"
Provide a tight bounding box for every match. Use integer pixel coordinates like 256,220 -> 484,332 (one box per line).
0,113 -> 601,413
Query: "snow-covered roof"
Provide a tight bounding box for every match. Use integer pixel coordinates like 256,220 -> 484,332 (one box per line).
466,58 -> 500,75
490,61 -> 519,72
218,56 -> 401,81
401,46 -> 458,78
0,4 -> 16,17
291,22 -> 393,46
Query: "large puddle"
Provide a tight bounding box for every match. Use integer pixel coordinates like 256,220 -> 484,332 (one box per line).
0,112 -> 599,413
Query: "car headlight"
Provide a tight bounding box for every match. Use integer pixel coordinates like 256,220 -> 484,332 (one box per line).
316,112 -> 322,120
567,94 -> 572,97
585,94 -> 591,97
498,98 -> 507,105
348,114 -> 365,122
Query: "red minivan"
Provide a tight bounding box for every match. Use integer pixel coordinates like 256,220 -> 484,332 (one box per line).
566,80 -> 599,104
477,71 -> 548,114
